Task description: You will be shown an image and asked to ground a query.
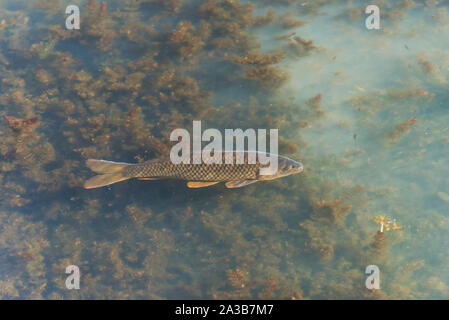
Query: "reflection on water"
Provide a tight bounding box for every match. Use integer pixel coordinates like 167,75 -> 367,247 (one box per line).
0,0 -> 448,299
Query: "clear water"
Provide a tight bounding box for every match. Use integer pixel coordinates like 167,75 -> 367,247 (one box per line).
0,0 -> 448,299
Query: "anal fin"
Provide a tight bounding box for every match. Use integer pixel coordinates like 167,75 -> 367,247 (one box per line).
187,181 -> 220,188
225,180 -> 258,188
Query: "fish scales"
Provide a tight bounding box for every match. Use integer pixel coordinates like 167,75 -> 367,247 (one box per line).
126,152 -> 261,181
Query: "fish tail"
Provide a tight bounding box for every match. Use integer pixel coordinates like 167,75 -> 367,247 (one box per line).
84,159 -> 130,189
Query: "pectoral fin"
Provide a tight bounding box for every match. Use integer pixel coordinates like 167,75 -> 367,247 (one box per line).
225,180 -> 258,188
187,181 -> 220,188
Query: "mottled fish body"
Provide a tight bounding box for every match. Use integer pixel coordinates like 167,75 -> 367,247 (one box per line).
84,151 -> 303,189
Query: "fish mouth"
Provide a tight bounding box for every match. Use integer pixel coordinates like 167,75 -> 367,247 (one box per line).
293,162 -> 304,174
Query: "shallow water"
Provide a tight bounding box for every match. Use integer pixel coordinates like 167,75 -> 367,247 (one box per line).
0,0 -> 448,299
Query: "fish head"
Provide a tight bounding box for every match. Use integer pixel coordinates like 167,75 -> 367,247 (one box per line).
277,156 -> 304,177
258,155 -> 303,180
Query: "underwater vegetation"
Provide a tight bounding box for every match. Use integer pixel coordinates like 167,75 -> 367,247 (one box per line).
0,0 -> 448,299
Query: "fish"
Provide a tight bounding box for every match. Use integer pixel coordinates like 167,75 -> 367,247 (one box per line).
84,151 -> 303,189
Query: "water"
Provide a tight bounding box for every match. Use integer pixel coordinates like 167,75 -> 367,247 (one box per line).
0,0 -> 448,299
